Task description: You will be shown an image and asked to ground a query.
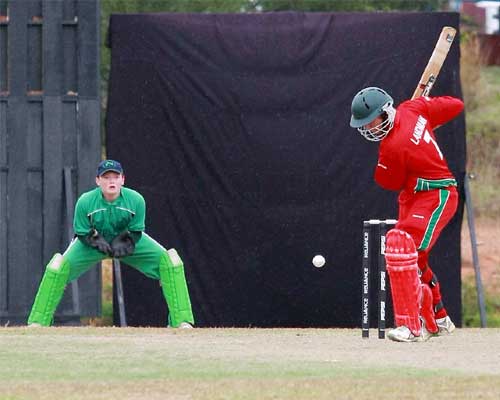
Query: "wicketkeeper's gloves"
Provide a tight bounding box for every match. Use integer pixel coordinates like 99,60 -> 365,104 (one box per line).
111,231 -> 136,258
80,229 -> 113,256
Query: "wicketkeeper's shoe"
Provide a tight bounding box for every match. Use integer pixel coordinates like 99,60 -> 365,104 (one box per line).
168,322 -> 193,329
387,323 -> 434,343
436,316 -> 455,335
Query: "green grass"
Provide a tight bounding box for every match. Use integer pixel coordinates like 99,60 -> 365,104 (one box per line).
1,327 -> 500,399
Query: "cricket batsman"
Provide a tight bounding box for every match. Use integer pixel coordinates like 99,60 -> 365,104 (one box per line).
28,159 -> 195,328
350,87 -> 463,342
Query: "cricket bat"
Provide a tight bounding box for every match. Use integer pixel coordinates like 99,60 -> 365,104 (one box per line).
411,26 -> 457,99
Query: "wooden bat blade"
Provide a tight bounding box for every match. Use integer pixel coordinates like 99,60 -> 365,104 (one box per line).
411,26 -> 457,99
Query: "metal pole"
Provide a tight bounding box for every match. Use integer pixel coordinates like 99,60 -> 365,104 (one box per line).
64,167 -> 81,315
464,173 -> 487,327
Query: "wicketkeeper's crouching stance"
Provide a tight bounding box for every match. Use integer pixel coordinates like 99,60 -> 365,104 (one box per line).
28,160 -> 194,328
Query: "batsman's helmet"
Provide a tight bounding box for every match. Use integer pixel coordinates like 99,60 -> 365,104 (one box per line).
350,87 -> 396,141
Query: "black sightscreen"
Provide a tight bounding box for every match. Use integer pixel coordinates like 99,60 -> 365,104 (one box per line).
106,12 -> 464,327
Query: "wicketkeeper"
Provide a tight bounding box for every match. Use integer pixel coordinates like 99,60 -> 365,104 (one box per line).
350,87 -> 463,342
28,159 -> 194,328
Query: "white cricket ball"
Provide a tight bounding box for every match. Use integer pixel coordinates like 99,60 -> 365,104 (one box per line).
312,255 -> 326,268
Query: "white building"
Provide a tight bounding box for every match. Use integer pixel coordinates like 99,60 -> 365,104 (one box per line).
476,1 -> 500,34
450,1 -> 500,33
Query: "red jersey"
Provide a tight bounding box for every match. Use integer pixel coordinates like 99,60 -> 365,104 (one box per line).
374,96 -> 464,194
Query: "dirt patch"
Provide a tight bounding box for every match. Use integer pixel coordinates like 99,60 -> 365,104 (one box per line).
461,217 -> 500,294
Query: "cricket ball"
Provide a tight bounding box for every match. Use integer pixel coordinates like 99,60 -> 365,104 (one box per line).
312,255 -> 326,268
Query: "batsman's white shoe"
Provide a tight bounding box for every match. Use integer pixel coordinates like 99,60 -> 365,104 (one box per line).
387,326 -> 420,342
436,316 -> 455,335
387,324 -> 433,343
420,321 -> 437,341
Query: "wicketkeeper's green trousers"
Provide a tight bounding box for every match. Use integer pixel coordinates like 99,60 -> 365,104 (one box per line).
28,233 -> 194,327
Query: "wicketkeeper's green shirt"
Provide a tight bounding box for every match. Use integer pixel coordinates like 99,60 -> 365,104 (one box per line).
73,187 -> 146,243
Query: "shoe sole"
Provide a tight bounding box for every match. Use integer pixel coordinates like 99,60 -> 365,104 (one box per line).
437,327 -> 455,336
387,333 -> 423,343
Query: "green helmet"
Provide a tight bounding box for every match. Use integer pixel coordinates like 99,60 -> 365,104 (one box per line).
350,87 -> 395,141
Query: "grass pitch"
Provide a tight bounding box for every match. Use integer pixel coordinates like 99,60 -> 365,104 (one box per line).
1,327 -> 499,400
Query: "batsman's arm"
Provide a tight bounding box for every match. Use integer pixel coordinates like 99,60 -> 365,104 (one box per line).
374,152 -> 407,192
422,96 -> 464,128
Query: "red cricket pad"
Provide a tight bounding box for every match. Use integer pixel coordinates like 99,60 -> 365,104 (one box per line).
420,284 -> 438,333
385,229 -> 422,336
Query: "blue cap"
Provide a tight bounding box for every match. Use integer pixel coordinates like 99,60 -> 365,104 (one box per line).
97,159 -> 123,176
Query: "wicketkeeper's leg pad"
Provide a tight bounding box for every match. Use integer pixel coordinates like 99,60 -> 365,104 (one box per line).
159,249 -> 194,327
385,229 -> 423,337
28,253 -> 70,326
